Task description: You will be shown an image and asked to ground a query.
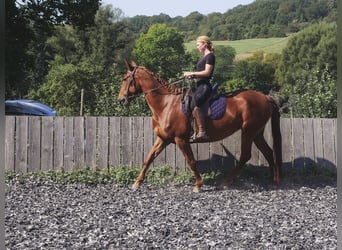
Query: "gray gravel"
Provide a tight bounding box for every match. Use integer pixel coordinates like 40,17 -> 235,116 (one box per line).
6,179 -> 336,249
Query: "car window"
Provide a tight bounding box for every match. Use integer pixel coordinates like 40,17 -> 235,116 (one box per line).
5,105 -> 24,115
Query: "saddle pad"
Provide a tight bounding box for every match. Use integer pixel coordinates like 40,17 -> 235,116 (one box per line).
209,95 -> 226,120
181,95 -> 226,120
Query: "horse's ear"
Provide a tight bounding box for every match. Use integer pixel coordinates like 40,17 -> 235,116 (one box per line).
131,60 -> 137,67
124,59 -> 133,71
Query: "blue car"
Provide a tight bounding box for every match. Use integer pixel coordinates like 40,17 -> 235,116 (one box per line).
5,99 -> 57,116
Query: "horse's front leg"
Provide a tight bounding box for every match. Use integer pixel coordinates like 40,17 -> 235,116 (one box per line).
175,138 -> 203,192
132,136 -> 169,190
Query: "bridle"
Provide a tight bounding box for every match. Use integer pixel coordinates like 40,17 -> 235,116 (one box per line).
120,66 -> 185,105
127,66 -> 138,92
119,67 -> 138,105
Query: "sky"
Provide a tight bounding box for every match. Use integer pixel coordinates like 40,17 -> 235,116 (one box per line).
101,0 -> 255,18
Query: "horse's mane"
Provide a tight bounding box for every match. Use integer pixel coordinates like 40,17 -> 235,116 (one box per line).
140,67 -> 184,95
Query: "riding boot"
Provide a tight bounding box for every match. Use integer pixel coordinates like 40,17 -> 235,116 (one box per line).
191,106 -> 209,141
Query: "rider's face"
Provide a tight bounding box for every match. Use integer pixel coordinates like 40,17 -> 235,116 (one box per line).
196,41 -> 207,53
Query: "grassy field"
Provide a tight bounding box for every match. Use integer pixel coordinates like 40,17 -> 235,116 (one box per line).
185,36 -> 291,59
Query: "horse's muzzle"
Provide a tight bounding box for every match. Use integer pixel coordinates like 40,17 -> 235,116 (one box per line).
118,96 -> 129,106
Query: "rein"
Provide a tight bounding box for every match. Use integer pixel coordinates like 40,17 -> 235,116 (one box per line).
125,67 -> 185,99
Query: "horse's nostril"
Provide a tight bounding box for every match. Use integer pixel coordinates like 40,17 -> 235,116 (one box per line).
118,96 -> 129,106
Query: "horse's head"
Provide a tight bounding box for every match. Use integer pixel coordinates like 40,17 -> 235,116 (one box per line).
117,60 -> 142,106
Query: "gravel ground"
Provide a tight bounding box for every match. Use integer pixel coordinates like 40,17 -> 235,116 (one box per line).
5,179 -> 336,249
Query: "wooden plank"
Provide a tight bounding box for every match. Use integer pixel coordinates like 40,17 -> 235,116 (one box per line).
53,117 -> 64,170
5,116 -> 15,171
233,130 -> 242,162
322,119 -> 336,167
41,117 -> 54,171
175,143 -> 187,173
197,142 -> 210,173
63,117 -> 74,171
259,120 -> 272,167
120,117 -> 132,166
303,119 -> 315,167
97,117 -> 109,169
222,130 -> 240,171
210,140 -> 223,172
132,117 -> 145,168
280,118 -> 293,168
292,118 -> 304,168
15,116 -> 28,173
109,117 -> 121,168
27,116 -> 41,172
249,143 -> 259,166
333,119 -> 337,165
85,117 -> 97,169
313,119 -> 323,165
143,117 -> 153,167
73,117 -> 84,169
164,143 -> 176,170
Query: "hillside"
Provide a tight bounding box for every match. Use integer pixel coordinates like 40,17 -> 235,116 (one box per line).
184,36 -> 290,59
126,0 -> 336,41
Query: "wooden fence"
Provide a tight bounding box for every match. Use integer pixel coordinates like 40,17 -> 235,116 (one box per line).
5,116 -> 337,173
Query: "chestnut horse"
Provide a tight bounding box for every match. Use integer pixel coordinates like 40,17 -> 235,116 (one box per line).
118,60 -> 282,192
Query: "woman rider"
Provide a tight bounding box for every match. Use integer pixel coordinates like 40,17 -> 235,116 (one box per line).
184,35 -> 215,141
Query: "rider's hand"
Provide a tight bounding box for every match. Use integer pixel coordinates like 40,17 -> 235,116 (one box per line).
184,72 -> 195,79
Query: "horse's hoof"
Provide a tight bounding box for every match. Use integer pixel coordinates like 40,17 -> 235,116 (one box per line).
132,181 -> 140,190
193,186 -> 202,193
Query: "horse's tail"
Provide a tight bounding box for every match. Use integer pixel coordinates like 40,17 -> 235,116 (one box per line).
270,100 -> 283,176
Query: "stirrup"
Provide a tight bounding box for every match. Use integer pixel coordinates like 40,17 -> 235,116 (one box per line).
190,132 -> 209,142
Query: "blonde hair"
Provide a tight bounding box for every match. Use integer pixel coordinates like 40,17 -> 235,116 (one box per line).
196,35 -> 215,53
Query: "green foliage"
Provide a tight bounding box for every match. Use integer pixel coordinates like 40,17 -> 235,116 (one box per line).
132,24 -> 187,79
6,163 -> 336,186
26,5 -> 137,116
5,0 -> 101,99
27,62 -> 98,116
278,21 -> 336,88
212,45 -> 236,84
282,66 -> 336,118
5,0 -> 34,98
278,21 -> 337,117
108,167 -> 141,186
224,51 -> 279,93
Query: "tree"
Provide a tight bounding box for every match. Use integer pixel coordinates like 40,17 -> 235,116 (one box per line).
29,5 -> 137,116
211,45 -> 236,84
224,50 -> 279,94
132,24 -> 187,79
278,21 -> 336,89
27,62 -> 98,116
5,0 -> 101,99
283,66 -> 336,118
277,21 -> 336,117
5,0 -> 34,98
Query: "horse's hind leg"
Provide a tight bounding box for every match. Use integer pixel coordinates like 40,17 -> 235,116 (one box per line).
222,131 -> 254,189
132,136 -> 169,190
253,132 -> 280,184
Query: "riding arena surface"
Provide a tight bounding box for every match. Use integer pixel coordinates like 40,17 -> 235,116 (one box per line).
6,178 -> 336,249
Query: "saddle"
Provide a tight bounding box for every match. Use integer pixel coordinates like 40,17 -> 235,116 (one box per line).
181,85 -> 226,120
